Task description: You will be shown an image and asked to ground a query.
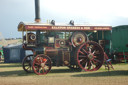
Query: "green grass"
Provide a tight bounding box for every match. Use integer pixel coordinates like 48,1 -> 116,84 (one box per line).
0,63 -> 128,85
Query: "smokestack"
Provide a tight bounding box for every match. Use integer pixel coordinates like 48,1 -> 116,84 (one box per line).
35,0 -> 41,22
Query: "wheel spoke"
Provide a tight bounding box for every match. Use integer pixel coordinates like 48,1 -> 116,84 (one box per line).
85,44 -> 88,50
94,59 -> 102,64
78,59 -> 83,63
92,50 -> 96,55
87,61 -> 91,70
89,48 -> 91,53
44,65 -> 49,69
35,62 -> 40,65
84,62 -> 88,68
79,51 -> 85,55
42,67 -> 44,73
26,66 -> 30,70
90,61 -> 95,69
82,48 -> 88,54
38,68 -> 41,73
80,58 -> 88,65
91,59 -> 97,64
79,55 -> 87,58
34,66 -> 39,71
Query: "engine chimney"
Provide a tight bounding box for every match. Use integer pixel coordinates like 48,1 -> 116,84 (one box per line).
35,0 -> 41,22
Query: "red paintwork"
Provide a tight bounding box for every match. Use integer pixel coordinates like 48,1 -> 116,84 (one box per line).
25,25 -> 112,31
43,58 -> 47,62
120,57 -> 128,60
118,52 -> 128,56
22,44 -> 36,55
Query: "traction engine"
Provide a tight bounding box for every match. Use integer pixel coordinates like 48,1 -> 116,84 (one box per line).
17,0 -> 112,75
18,21 -> 111,75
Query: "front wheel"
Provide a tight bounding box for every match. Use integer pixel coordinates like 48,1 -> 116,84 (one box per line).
32,54 -> 52,75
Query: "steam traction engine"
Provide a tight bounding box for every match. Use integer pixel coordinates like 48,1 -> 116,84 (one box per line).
18,21 -> 112,75
17,0 -> 112,75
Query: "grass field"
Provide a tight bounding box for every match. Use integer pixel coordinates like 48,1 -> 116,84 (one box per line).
0,63 -> 128,85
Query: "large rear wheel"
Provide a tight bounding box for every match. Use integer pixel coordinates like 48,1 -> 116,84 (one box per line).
76,41 -> 104,71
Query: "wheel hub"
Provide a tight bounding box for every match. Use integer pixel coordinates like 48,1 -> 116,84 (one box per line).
77,37 -> 82,43
88,54 -> 93,60
41,63 -> 45,67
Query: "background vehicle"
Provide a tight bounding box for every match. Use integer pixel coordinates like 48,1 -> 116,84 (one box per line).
110,25 -> 128,63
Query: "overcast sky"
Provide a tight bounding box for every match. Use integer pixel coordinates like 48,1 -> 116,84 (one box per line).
0,0 -> 128,38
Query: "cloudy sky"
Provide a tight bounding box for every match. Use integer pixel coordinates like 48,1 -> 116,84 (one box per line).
0,0 -> 128,38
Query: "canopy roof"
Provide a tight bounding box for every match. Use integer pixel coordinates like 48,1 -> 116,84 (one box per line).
18,22 -> 112,32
